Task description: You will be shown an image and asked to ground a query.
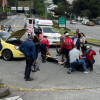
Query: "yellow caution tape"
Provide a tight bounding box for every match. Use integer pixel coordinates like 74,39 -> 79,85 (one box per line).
93,70 -> 100,75
11,26 -> 24,28
0,84 -> 100,92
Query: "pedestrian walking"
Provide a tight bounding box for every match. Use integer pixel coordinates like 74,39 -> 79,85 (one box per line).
19,36 -> 36,81
61,32 -> 74,68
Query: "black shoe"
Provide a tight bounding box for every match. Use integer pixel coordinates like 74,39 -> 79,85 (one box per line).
90,68 -> 93,71
42,60 -> 46,63
25,78 -> 33,81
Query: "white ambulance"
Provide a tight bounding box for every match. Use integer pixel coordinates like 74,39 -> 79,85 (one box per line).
26,18 -> 61,45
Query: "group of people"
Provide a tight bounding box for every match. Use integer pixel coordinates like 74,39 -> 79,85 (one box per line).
19,27 -> 96,81
0,25 -> 14,33
60,29 -> 96,74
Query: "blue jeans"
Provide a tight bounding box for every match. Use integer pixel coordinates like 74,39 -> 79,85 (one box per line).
70,59 -> 87,72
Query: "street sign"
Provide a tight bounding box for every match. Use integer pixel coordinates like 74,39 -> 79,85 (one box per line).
24,7 -> 29,11
17,7 -> 23,11
59,18 -> 66,28
11,7 -> 16,10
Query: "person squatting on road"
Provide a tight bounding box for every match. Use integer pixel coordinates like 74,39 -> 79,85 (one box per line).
40,35 -> 49,63
69,45 -> 88,74
60,32 -> 74,68
19,36 -> 36,81
83,46 -> 96,71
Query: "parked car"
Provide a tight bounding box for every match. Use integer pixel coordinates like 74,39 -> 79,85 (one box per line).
0,29 -> 27,61
86,22 -> 95,26
70,20 -> 76,24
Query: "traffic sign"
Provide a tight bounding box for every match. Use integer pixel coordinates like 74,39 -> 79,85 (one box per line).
24,7 -> 29,11
11,7 -> 16,10
59,18 -> 66,28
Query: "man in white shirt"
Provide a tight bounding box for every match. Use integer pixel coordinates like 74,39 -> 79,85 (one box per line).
69,45 -> 88,74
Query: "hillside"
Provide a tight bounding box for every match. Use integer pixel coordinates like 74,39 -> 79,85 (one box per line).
18,1 -> 34,8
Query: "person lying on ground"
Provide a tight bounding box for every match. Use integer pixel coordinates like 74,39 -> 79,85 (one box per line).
46,51 -> 64,65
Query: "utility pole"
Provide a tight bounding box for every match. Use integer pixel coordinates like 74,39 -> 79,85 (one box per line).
2,0 -> 5,12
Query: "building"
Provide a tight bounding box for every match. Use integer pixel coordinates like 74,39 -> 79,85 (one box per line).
44,0 -> 53,4
67,0 -> 74,4
2,0 -> 8,7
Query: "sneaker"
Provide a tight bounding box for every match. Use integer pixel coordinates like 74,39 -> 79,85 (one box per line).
83,71 -> 88,73
25,78 -> 33,81
67,68 -> 71,74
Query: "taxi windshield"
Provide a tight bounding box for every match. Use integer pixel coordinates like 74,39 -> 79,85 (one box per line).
42,27 -> 58,33
0,32 -> 11,41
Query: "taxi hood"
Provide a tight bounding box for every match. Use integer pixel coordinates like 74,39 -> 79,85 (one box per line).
5,29 -> 28,41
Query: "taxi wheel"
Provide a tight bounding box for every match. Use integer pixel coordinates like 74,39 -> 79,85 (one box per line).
2,50 -> 13,61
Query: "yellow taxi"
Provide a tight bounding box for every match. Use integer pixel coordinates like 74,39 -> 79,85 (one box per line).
0,29 -> 27,61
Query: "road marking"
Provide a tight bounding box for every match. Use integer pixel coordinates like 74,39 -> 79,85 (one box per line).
11,26 -> 24,28
0,84 -> 100,92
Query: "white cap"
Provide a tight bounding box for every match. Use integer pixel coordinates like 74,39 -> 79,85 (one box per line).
65,33 -> 69,36
86,46 -> 91,49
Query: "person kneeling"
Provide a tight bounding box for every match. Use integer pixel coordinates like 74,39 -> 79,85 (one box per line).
69,45 -> 88,74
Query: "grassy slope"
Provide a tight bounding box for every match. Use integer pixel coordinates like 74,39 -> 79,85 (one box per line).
18,1 -> 34,8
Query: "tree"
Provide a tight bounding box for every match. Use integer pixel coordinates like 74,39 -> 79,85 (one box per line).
53,0 -> 66,4
53,1 -> 70,17
7,0 -> 18,6
34,0 -> 45,16
72,0 -> 100,18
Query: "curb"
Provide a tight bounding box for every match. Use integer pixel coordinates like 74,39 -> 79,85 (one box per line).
87,42 -> 100,47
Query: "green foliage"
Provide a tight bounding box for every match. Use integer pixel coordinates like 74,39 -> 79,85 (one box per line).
72,0 -> 100,18
53,1 -> 70,17
53,0 -> 66,4
34,0 -> 45,16
8,0 -> 18,6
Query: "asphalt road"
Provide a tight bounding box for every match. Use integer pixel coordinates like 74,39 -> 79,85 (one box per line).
66,21 -> 100,40
0,46 -> 100,100
0,14 -> 100,100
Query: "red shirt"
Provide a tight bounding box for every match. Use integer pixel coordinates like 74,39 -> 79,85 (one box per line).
61,38 -> 74,50
41,37 -> 49,49
84,50 -> 96,60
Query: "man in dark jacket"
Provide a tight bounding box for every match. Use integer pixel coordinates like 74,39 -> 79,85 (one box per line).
19,36 -> 36,81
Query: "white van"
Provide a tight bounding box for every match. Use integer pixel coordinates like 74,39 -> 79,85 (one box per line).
26,18 -> 61,45
82,19 -> 89,25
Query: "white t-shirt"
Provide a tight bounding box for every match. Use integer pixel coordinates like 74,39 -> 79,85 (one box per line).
80,37 -> 85,42
69,48 -> 81,63
73,38 -> 77,45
